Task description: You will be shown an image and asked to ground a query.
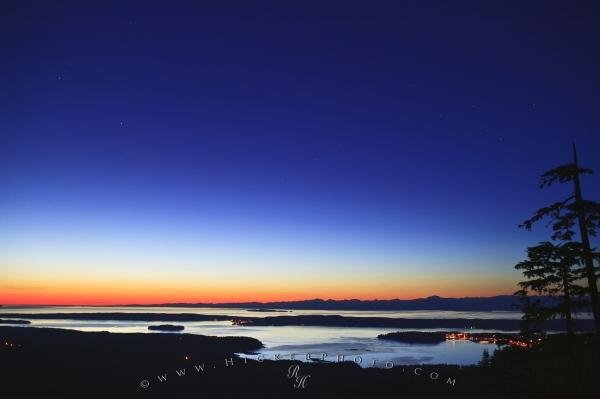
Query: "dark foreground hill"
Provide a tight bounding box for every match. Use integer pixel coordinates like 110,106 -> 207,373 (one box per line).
1,326 -> 598,398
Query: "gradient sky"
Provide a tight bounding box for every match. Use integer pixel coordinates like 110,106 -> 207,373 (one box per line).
1,1 -> 599,305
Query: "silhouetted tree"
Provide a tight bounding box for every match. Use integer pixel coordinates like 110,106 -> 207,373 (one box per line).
479,349 -> 491,367
515,241 -> 587,337
515,241 -> 590,399
520,145 -> 600,343
515,292 -> 546,340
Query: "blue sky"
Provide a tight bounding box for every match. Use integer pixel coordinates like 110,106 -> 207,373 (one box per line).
1,1 -> 599,303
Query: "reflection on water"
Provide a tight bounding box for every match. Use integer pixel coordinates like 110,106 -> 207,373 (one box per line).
4,318 -> 501,366
240,339 -> 498,367
0,306 -> 546,365
0,305 -> 525,319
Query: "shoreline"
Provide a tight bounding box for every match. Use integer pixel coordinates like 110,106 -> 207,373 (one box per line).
2,325 -> 598,397
0,312 -> 594,331
0,325 -> 465,397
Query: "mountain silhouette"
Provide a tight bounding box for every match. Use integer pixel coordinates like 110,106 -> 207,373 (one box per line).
123,295 -> 564,311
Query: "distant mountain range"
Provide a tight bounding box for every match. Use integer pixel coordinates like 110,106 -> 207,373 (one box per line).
126,295 -> 544,311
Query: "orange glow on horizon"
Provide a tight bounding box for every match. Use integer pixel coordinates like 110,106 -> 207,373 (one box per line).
0,283 -> 515,306
1,264 -> 518,306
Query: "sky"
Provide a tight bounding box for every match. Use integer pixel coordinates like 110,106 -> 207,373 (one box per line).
1,1 -> 599,305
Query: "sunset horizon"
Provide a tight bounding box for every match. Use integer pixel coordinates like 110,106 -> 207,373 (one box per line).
2,2 -> 600,397
1,291 -> 518,307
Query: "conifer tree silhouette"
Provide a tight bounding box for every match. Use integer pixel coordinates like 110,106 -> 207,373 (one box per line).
519,144 -> 600,356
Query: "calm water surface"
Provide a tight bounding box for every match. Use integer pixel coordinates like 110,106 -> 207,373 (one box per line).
0,306 -> 515,366
0,305 -> 523,319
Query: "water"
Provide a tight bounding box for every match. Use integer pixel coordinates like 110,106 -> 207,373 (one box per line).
2,318 -> 500,366
0,306 -> 516,366
240,339 -> 498,367
0,305 -> 524,319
